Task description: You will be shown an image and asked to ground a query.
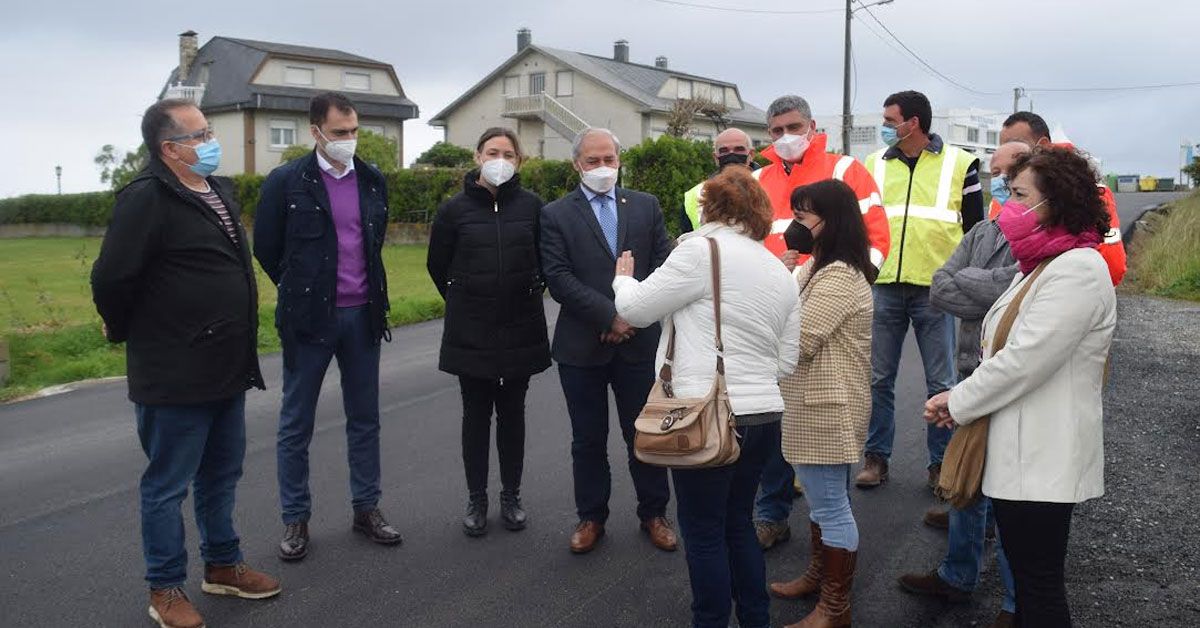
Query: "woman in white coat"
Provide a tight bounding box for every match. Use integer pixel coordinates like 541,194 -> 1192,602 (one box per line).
612,167 -> 800,628
925,147 -> 1115,628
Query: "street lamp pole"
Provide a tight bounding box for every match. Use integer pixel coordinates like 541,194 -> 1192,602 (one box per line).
843,0 -> 895,156
55,165 -> 62,195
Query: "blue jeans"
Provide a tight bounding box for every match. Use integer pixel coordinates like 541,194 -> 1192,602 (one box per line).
136,394 -> 246,588
277,305 -> 382,524
866,283 -> 957,466
793,464 -> 858,551
558,358 -> 669,523
672,419 -> 778,628
753,426 -> 795,524
938,497 -> 990,591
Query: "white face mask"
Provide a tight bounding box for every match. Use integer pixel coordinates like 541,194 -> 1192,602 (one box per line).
773,133 -> 810,162
580,165 -> 618,194
480,158 -> 516,187
317,128 -> 357,165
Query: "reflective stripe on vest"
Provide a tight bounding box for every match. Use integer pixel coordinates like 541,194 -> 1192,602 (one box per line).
867,145 -> 974,286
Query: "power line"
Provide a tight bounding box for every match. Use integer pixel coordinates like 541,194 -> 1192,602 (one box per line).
647,0 -> 842,15
1025,81 -> 1200,93
850,13 -> 964,93
853,1 -> 1001,96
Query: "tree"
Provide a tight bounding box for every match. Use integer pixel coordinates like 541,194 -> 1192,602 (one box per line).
621,135 -> 714,237
94,144 -> 148,190
666,98 -> 731,138
280,130 -> 400,173
1184,157 -> 1200,188
415,141 -> 475,168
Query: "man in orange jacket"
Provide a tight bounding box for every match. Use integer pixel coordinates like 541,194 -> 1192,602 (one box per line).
750,94 -> 891,550
998,111 -> 1126,285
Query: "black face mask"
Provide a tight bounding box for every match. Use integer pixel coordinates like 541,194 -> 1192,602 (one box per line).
717,152 -> 751,170
784,220 -> 815,254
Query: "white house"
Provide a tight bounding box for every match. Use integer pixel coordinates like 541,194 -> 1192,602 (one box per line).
429,29 -> 771,160
158,31 -> 419,175
814,108 -> 1008,172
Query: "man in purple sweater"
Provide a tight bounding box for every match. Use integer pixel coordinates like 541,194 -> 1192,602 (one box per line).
254,92 -> 398,561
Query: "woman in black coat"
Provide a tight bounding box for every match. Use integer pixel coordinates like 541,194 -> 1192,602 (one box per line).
427,127 -> 551,536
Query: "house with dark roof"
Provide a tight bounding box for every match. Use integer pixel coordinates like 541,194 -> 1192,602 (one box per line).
160,31 -> 418,175
429,29 -> 768,160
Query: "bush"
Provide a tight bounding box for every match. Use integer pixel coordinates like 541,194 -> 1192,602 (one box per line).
0,192 -> 116,226
520,158 -> 579,203
415,142 -> 475,168
230,174 -> 266,222
387,168 -> 467,223
621,135 -> 714,236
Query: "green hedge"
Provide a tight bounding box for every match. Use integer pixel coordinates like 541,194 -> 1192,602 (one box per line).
0,136 -> 716,229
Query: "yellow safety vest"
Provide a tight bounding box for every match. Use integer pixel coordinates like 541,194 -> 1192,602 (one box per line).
866,144 -> 974,286
683,181 -> 704,230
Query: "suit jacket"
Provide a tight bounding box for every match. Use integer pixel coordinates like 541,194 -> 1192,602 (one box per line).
948,248 -> 1116,503
540,185 -> 671,366
780,260 -> 873,465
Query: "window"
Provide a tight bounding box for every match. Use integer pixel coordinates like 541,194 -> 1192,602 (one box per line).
270,120 -> 297,148
503,75 -> 519,95
850,125 -> 877,145
529,72 -> 546,95
967,127 -> 980,143
284,66 -> 314,86
986,130 -> 999,145
676,79 -> 693,99
361,124 -> 386,137
343,72 -> 371,91
555,71 -> 573,97
952,124 -> 969,142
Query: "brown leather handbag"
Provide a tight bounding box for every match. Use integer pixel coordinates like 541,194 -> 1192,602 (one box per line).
633,237 -> 741,469
936,258 -> 1053,509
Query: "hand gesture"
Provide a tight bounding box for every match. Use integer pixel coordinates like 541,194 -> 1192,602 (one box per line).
601,314 -> 636,344
614,250 -> 635,277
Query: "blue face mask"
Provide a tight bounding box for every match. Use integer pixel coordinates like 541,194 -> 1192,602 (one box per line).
880,125 -> 899,147
184,139 -> 222,177
990,174 -> 1010,205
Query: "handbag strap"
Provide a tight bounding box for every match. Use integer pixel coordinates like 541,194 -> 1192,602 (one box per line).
660,237 -> 724,392
991,257 -> 1054,352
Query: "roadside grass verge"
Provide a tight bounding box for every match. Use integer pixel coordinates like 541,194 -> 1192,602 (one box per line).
1126,192 -> 1200,302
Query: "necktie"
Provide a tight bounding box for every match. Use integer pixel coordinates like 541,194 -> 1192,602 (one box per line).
595,195 -> 618,256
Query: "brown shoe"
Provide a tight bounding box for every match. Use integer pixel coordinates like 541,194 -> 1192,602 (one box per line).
991,609 -> 1016,628
640,516 -> 678,552
923,508 -> 949,531
148,587 -> 204,628
927,464 -> 942,492
854,453 -> 888,488
897,569 -> 970,603
569,520 -> 605,554
201,562 -> 282,600
770,521 -> 823,599
784,546 -> 856,628
754,519 -> 792,551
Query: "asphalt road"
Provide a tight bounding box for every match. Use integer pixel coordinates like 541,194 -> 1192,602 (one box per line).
0,302 -> 1080,627
1112,191 -> 1191,230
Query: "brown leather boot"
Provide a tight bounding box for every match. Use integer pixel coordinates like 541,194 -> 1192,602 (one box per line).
201,562 -> 281,599
784,546 -> 856,628
148,587 -> 204,628
854,453 -> 888,488
770,521 -> 824,599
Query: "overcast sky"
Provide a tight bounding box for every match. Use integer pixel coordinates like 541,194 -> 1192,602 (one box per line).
2,0 -> 1198,197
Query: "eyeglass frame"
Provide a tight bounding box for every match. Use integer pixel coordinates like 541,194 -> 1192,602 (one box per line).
165,127 -> 215,143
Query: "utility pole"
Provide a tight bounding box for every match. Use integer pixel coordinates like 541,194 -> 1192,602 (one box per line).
842,0 -> 853,156
55,165 -> 62,195
1012,87 -> 1025,113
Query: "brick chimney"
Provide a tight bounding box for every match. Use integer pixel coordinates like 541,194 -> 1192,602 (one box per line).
178,30 -> 199,82
614,39 -> 629,63
517,28 -> 532,52
655,56 -> 668,69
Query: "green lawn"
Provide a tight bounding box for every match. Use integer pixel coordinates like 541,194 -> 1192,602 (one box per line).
0,238 -> 443,401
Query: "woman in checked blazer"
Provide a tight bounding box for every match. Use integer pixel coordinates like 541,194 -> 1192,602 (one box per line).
769,180 -> 876,628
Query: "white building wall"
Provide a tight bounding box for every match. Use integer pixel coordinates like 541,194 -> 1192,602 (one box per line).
814,108 -> 1006,172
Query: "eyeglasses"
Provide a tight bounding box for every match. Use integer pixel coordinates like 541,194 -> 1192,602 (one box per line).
166,127 -> 215,143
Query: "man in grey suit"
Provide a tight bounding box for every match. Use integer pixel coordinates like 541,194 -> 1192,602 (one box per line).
540,128 -> 677,555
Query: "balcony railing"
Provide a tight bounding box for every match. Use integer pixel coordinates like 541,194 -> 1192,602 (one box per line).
502,93 -> 590,141
164,83 -> 206,104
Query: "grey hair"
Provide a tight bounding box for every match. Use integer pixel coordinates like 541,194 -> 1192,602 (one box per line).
572,128 -> 622,160
766,95 -> 811,122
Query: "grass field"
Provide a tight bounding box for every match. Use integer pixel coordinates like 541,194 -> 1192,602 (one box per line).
1127,192 -> 1200,302
0,238 -> 443,401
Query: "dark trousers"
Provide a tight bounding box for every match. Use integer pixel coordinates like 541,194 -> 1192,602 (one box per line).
459,375 -> 530,494
277,305 -> 382,524
992,498 -> 1076,628
557,358 -> 669,523
672,420 -> 778,628
136,393 -> 246,588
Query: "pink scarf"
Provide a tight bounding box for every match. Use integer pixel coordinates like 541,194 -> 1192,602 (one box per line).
997,200 -> 1104,274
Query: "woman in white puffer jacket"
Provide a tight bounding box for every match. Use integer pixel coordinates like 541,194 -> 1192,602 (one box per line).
611,167 -> 799,628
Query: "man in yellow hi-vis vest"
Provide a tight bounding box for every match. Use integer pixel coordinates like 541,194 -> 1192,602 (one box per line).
680,128 -> 759,233
856,91 -> 984,491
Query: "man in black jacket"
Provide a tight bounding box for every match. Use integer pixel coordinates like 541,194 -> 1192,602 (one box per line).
254,92 -> 400,561
540,128 -> 677,555
92,98 -> 279,628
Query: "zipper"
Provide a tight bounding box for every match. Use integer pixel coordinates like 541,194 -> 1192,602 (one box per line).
895,161 -> 916,282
